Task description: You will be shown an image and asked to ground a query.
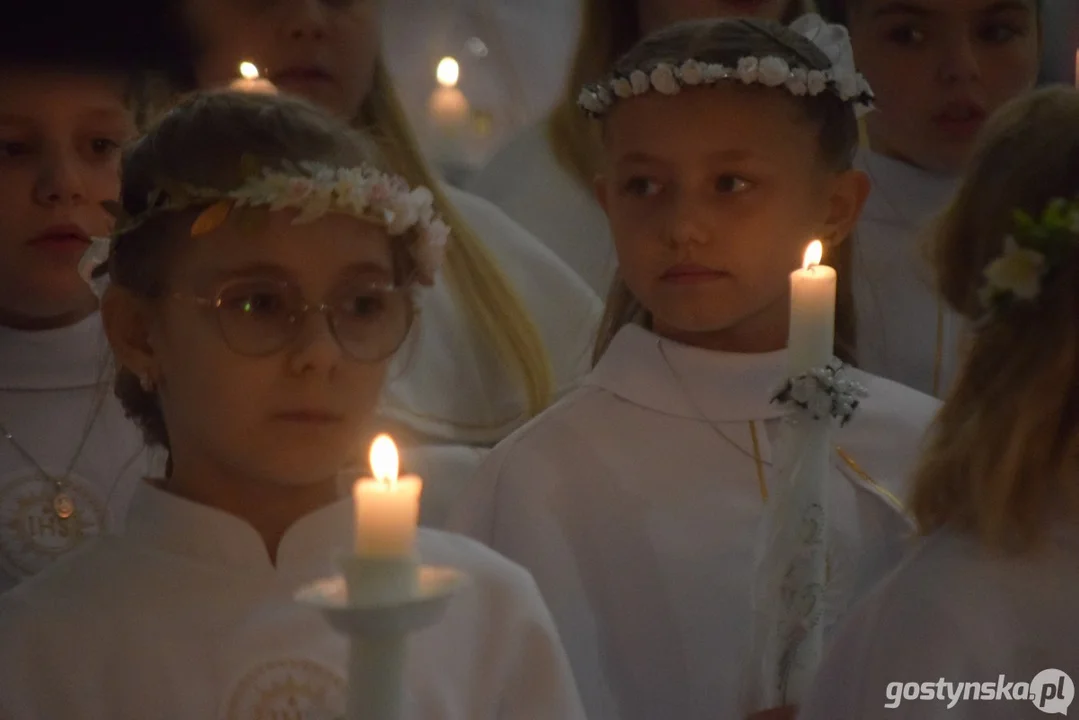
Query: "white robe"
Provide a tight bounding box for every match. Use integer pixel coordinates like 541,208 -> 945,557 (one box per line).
799,524 -> 1079,720
852,150 -> 960,397
0,314 -> 153,594
381,185 -> 602,527
0,482 -> 586,720
464,124 -> 616,295
449,324 -> 940,720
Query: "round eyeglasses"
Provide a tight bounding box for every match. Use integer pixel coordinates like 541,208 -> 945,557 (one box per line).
173,277 -> 414,362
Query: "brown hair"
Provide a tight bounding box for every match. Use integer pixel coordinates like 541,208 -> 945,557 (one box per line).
590,17 -> 861,364
108,90 -> 410,454
911,86 -> 1079,551
546,0 -> 815,193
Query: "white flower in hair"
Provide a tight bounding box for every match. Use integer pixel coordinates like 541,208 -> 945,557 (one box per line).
791,14 -> 857,81
630,70 -> 651,94
983,236 -> 1046,301
577,88 -> 605,114
737,56 -> 759,84
680,59 -> 704,85
807,70 -> 828,96
612,77 -> 633,98
651,65 -> 681,95
758,57 -> 790,87
788,68 -> 809,96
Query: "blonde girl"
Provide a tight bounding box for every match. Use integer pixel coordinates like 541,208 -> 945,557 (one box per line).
452,15 -> 939,720
801,85 -> 1079,720
467,0 -> 816,293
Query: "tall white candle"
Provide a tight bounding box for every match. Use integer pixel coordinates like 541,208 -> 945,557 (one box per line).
787,240 -> 836,375
353,435 -> 422,557
230,61 -> 278,94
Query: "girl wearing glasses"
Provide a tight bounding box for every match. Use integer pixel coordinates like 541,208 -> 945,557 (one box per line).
0,90 -> 585,720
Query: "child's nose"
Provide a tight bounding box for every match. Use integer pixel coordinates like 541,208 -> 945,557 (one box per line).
33,148 -> 88,208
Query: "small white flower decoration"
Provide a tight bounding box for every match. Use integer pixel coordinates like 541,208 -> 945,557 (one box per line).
651,65 -> 681,95
807,70 -> 828,96
612,77 -> 633,99
788,68 -> 808,96
737,56 -> 760,84
679,59 -> 704,85
577,89 -> 605,115
983,236 -> 1046,302
630,70 -> 651,95
772,361 -> 868,426
758,57 -> 791,87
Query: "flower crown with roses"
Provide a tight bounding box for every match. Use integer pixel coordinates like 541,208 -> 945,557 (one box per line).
978,196 -> 1079,317
79,157 -> 451,287
577,14 -> 874,119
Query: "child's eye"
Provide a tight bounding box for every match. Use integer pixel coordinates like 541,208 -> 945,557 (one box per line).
979,22 -> 1022,44
885,25 -> 926,46
0,140 -> 33,158
88,137 -> 122,157
716,175 -> 752,194
623,177 -> 661,197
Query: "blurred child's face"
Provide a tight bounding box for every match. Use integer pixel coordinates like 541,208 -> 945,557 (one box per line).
184,0 -> 380,118
849,0 -> 1040,174
130,211 -> 407,487
597,86 -> 867,352
0,71 -> 133,327
637,0 -> 791,33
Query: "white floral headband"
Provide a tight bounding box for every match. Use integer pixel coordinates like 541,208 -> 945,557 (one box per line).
79,160 -> 451,287
979,197 -> 1079,316
577,14 -> 874,119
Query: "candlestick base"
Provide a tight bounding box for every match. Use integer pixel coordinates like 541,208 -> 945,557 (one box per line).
295,559 -> 466,720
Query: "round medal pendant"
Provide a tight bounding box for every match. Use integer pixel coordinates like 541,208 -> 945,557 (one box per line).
53,492 -> 75,519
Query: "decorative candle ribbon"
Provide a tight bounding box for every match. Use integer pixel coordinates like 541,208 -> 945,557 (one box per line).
748,360 -> 868,711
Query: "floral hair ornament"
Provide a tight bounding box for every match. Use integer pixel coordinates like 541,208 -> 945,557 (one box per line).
78,157 -> 451,287
978,196 -> 1079,317
577,14 -> 874,119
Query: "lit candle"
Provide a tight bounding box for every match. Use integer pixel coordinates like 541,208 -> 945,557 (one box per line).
230,61 -> 278,94
353,435 -> 422,558
428,56 -> 470,132
787,240 -> 836,375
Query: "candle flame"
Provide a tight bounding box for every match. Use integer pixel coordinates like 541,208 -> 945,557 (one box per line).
239,62 -> 260,80
802,240 -> 823,270
436,57 -> 460,88
369,434 -> 399,487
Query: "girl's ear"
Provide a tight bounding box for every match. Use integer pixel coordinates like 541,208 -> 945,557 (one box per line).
822,168 -> 871,246
100,285 -> 161,384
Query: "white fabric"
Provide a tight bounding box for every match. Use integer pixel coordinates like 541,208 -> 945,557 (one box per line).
0,482 -> 586,720
464,124 -> 616,295
0,313 -> 153,594
380,184 -> 602,448
800,524 -> 1079,720
852,150 -> 961,397
449,324 -> 940,720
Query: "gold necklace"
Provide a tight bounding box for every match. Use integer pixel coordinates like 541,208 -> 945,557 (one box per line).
658,341 -> 770,502
0,387 -> 108,519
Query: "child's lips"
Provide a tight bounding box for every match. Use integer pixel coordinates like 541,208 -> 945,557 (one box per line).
661,264 -> 729,284
933,102 -> 987,139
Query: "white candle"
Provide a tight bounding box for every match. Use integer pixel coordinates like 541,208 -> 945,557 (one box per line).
230,61 -> 278,95
787,240 -> 836,375
353,435 -> 422,558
